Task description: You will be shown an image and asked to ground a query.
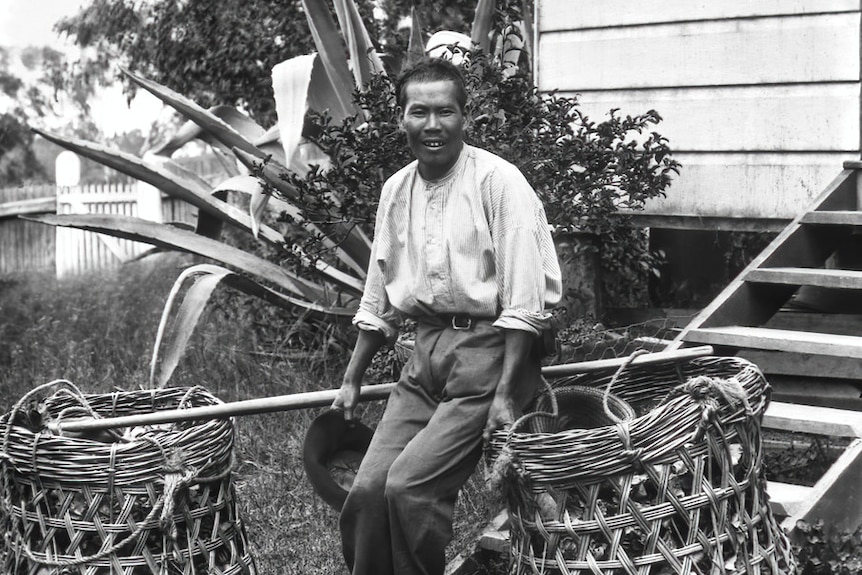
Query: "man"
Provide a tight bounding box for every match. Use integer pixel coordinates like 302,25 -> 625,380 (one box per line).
332,57 -> 562,575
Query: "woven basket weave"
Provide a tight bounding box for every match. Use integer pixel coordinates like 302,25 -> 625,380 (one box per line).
1,381 -> 256,575
488,355 -> 796,575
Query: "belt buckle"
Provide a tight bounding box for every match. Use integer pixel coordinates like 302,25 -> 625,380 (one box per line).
451,314 -> 472,330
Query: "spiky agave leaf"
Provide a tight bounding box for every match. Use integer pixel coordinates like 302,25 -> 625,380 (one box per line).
150,263 -> 354,388
120,66 -> 283,167
151,104 -> 267,159
33,128 -> 289,248
405,6 -> 427,70
332,0 -> 386,89
471,0 -> 496,53
23,212 -> 355,300
212,174 -> 365,291
272,54 -> 319,179
300,0 -> 359,121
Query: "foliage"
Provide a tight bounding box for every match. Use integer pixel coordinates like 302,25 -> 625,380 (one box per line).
281,46 -> 679,307
0,262 -> 493,575
0,113 -> 44,185
794,521 -> 862,575
55,0 -> 372,125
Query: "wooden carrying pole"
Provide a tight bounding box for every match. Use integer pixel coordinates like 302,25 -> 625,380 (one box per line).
48,346 -> 713,433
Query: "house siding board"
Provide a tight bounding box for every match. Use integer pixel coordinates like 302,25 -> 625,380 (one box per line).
538,0 -> 859,31
641,152 -> 858,220
568,83 -> 861,153
538,13 -> 859,91
536,4 -> 862,222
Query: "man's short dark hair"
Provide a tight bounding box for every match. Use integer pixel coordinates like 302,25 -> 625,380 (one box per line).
395,57 -> 468,112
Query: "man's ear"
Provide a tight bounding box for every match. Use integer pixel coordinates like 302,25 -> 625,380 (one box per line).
396,106 -> 406,132
462,104 -> 472,131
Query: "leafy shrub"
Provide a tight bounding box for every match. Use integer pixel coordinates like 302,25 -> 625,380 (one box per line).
279,47 -> 680,309
794,520 -> 862,575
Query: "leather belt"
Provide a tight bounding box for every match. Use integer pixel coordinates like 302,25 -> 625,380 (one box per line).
435,313 -> 494,330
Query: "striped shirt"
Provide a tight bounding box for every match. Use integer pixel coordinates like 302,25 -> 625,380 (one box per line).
354,144 -> 562,342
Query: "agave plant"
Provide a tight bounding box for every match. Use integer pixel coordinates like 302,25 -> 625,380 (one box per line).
28,0 -> 513,386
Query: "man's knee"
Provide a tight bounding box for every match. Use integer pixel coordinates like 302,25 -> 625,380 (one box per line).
383,463 -> 425,511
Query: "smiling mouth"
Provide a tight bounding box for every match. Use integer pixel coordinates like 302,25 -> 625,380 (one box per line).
423,141 -> 445,148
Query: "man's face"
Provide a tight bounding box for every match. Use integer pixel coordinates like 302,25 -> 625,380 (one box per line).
400,79 -> 466,181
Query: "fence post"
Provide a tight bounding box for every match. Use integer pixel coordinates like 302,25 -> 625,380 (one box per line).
137,181 -> 164,223
55,152 -> 81,278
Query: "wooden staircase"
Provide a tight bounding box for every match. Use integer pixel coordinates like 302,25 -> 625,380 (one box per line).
449,163 -> 862,574
667,160 -> 862,406
666,160 -> 862,542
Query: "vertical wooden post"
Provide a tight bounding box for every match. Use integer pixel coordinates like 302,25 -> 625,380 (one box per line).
54,151 -> 81,278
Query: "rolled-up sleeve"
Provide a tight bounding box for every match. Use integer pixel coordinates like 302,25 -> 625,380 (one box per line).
353,252 -> 401,344
488,167 -> 562,334
352,184 -> 402,345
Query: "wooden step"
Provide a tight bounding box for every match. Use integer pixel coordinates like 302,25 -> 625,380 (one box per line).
801,210 -> 862,226
765,481 -> 813,518
683,326 -> 862,358
763,401 -> 862,437
745,267 -> 862,289
783,438 -> 862,538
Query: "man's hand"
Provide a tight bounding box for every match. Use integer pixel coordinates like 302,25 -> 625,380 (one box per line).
483,393 -> 518,444
333,329 -> 386,423
332,379 -> 362,422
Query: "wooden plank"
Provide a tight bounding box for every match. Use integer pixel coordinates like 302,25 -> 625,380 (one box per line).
802,210 -> 862,225
766,481 -> 815,518
668,169 -> 859,349
742,349 -> 862,381
477,510 -> 510,554
745,267 -> 862,289
538,13 -> 859,91
538,0 -> 860,32
639,153 -> 856,221
685,326 -> 862,358
763,402 -> 862,437
569,83 -> 860,153
783,438 -> 862,536
0,197 -> 56,218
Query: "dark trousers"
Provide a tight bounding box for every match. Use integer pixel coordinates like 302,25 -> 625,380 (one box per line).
339,319 -> 540,575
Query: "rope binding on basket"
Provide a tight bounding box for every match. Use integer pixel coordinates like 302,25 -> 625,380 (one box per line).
665,374 -> 753,442
1,379 -> 233,567
486,350 -> 644,495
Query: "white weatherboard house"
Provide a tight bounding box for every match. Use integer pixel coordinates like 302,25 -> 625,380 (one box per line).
534,1 -> 861,230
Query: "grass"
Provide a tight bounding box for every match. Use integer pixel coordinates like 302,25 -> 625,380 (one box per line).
0,255 -> 498,575
4,257 -> 860,575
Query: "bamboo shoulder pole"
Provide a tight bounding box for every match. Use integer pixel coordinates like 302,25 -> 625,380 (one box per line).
47,346 -> 712,433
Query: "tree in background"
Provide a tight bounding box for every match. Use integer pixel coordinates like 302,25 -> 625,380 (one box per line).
55,0 -> 331,126
53,0 -> 531,125
1,46 -> 49,185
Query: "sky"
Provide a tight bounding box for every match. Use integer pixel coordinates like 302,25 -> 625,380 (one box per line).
0,0 -> 164,136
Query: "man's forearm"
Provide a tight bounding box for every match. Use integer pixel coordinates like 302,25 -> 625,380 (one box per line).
344,328 -> 387,384
495,329 -> 535,398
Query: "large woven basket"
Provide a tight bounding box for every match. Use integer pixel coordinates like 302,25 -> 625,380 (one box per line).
488,355 -> 796,575
1,381 -> 256,575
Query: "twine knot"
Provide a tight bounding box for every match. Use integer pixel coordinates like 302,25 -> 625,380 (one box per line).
159,448 -> 197,539
681,375 -> 750,412
485,445 -> 524,495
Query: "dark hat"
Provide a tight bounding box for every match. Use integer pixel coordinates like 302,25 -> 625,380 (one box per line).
302,409 -> 374,511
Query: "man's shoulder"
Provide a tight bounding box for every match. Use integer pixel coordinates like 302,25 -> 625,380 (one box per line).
383,160 -> 419,190
466,145 -> 528,186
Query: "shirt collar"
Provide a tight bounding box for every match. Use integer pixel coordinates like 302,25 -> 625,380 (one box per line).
419,144 -> 469,187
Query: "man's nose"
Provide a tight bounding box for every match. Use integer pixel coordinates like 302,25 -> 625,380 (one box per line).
425,113 -> 441,130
